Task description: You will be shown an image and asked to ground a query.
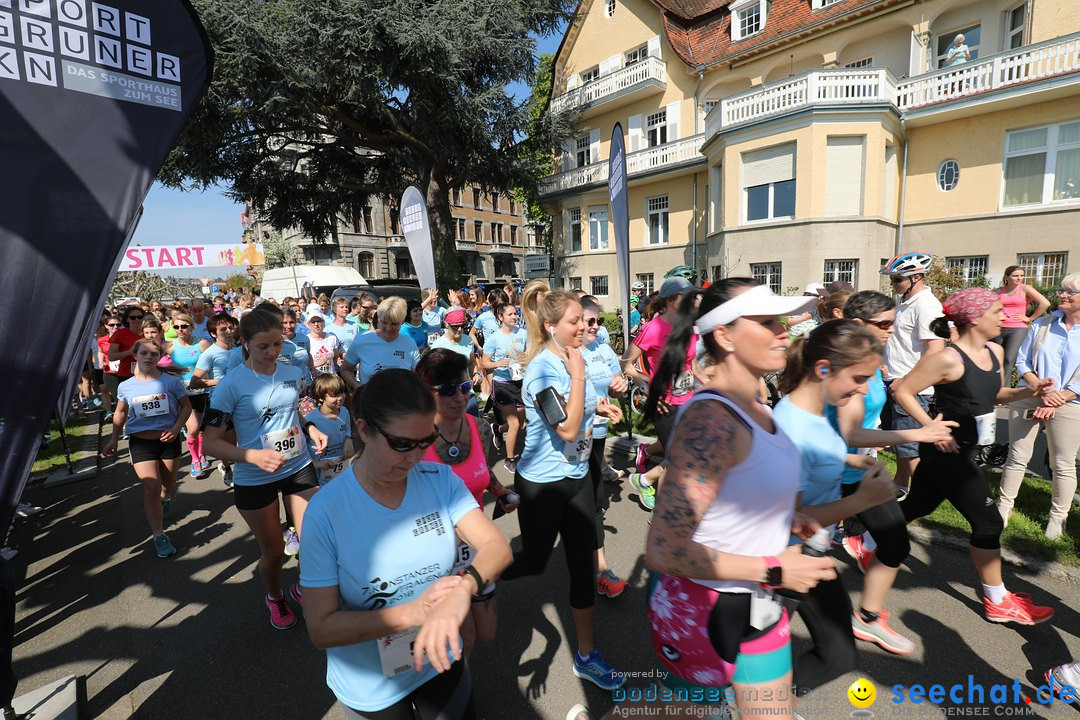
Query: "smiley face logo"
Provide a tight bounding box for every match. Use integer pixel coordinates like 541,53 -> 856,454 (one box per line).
848,678 -> 876,709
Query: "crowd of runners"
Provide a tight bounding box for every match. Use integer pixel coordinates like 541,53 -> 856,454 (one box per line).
75,252 -> 1080,719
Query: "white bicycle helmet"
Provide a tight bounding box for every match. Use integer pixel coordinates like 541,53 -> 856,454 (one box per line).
881,252 -> 933,276
631,281 -> 646,291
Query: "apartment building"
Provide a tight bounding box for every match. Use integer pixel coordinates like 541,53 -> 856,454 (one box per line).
540,0 -> 1080,298
277,188 -> 542,284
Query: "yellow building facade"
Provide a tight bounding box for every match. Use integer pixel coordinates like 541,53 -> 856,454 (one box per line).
540,0 -> 1080,298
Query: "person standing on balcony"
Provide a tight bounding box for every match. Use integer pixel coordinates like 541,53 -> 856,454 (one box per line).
880,253 -> 943,495
995,265 -> 1051,384
946,34 -> 971,67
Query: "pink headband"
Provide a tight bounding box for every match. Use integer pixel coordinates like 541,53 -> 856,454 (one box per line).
943,288 -> 997,326
445,309 -> 468,325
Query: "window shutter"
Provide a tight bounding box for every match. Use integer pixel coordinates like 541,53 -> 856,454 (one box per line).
628,114 -> 643,152
666,101 -> 679,142
566,73 -> 580,91
647,35 -> 661,59
741,143 -> 795,187
824,136 -> 865,217
600,54 -> 622,76
562,139 -> 574,172
589,128 -> 601,164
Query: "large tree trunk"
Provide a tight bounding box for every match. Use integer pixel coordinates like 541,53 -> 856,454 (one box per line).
425,167 -> 462,292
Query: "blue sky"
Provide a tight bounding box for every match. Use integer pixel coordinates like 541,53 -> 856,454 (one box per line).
134,30 -> 565,277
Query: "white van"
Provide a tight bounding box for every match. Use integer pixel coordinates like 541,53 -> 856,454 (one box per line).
259,266 -> 366,303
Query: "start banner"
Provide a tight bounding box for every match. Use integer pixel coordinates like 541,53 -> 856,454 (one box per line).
120,243 -> 265,270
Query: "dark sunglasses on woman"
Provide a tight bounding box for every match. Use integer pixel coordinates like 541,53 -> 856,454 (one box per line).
432,380 -> 474,397
371,422 -> 438,452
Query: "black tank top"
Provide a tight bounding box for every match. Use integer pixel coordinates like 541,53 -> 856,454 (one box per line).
933,344 -> 1000,446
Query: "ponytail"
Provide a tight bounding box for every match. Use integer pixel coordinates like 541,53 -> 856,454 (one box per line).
644,290 -> 701,421
929,316 -> 951,339
778,320 -> 882,395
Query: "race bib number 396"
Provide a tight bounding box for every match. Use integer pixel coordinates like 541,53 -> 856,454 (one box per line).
261,426 -> 303,459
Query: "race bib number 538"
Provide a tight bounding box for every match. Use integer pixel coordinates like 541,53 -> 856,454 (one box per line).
133,393 -> 169,418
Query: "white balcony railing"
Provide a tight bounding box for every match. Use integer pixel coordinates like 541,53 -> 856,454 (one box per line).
551,56 -> 666,114
539,133 -> 705,196
896,32 -> 1080,108
706,32 -> 1080,136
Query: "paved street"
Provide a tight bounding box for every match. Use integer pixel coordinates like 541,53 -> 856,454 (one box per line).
9,434 -> 1080,720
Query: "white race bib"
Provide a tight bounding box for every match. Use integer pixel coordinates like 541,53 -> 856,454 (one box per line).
672,370 -> 694,397
378,627 -> 424,678
450,541 -> 474,575
509,362 -> 525,381
563,428 -> 593,463
108,359 -> 120,372
974,411 -> 997,446
133,393 -> 169,418
261,426 -> 303,459
749,587 -> 783,631
428,332 -> 441,347
323,456 -> 346,480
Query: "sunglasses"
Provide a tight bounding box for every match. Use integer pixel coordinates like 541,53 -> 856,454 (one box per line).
174,324 -> 190,330
1056,289 -> 1080,296
586,318 -> 601,327
371,421 -> 438,452
888,277 -> 908,284
448,324 -> 467,331
865,319 -> 894,329
433,380 -> 474,397
106,323 -> 121,328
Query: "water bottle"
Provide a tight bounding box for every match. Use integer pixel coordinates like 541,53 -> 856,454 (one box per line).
802,528 -> 831,558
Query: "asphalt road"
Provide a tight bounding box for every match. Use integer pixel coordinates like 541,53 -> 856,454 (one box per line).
9,437 -> 1080,720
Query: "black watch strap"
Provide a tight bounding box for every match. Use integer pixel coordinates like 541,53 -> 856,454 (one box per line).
462,565 -> 485,595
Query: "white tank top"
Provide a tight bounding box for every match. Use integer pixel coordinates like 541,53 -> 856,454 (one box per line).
672,390 -> 801,594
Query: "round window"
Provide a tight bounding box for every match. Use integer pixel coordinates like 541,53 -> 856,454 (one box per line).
937,160 -> 960,191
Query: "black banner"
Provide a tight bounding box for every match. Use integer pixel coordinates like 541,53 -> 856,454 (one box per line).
0,0 -> 212,545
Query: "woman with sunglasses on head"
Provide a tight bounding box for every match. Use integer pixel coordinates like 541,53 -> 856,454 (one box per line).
102,338 -> 192,558
999,274 -> 1080,540
169,313 -> 213,478
415,350 -> 518,657
580,297 -> 630,599
500,289 -> 626,691
300,369 -> 511,720
202,309 -> 329,631
894,288 -> 1054,625
996,265 -> 1050,384
342,297 -> 421,393
481,303 -> 528,472
639,280 -> 835,720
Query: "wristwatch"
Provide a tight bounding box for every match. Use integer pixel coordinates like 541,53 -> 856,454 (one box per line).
461,565 -> 485,596
761,556 -> 782,590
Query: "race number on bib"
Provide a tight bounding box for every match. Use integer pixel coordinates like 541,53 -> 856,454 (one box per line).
324,456 -> 346,480
563,429 -> 593,463
672,371 -> 694,397
450,541 -> 475,575
108,360 -> 121,372
378,627 -> 425,678
509,362 -> 525,381
428,332 -> 441,347
974,411 -> 996,446
261,426 -> 303,459
133,393 -> 169,418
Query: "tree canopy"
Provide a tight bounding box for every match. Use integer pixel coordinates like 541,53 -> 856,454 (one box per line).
163,0 -> 576,290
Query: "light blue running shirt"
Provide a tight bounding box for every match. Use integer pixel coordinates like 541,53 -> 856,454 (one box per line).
483,328 -> 527,383
826,369 -> 887,486
344,332 -> 421,385
117,373 -> 188,435
209,363 -> 312,486
474,311 -> 499,341
170,339 -> 203,382
300,462 -> 478,713
304,406 -> 351,483
195,343 -> 233,392
774,396 -> 848,541
583,339 -> 621,440
326,320 -> 359,353
279,336 -> 313,387
430,334 -> 474,359
519,348 -> 597,482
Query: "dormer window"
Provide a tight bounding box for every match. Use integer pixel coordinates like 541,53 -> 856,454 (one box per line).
731,0 -> 767,41
812,0 -> 842,9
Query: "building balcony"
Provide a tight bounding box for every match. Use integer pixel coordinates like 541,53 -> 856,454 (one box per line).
456,240 -> 477,252
551,56 -> 666,118
489,241 -> 514,255
538,133 -> 706,197
386,236 -> 407,248
706,32 -> 1080,137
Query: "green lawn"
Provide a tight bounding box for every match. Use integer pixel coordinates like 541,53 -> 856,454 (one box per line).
31,413 -> 101,476
879,452 -> 1080,566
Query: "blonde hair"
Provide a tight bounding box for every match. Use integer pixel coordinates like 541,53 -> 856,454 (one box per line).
523,289 -> 581,364
377,296 -> 407,325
